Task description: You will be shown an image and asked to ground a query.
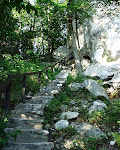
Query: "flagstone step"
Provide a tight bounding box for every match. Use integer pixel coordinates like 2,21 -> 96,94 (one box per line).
7,118 -> 43,130
14,103 -> 45,112
11,111 -> 43,119
3,142 -> 54,150
55,69 -> 70,79
31,95 -> 54,99
26,98 -> 50,104
5,128 -> 49,143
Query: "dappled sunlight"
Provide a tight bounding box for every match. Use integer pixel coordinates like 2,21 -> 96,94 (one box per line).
29,0 -> 35,5
64,137 -> 85,149
81,123 -> 92,131
21,114 -> 33,120
33,124 -> 42,130
64,140 -> 74,149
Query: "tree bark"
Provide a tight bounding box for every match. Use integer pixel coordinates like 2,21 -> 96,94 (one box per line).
67,0 -> 82,73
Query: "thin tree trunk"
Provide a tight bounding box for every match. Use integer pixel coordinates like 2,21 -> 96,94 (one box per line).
67,0 -> 82,73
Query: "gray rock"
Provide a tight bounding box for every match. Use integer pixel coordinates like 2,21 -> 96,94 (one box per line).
76,123 -> 106,139
89,100 -> 107,114
70,106 -> 79,112
83,79 -> 109,99
3,142 -> 54,150
68,82 -> 84,91
56,69 -> 71,79
55,120 -> 69,130
107,71 -> 120,86
61,105 -> 68,112
60,111 -> 79,120
27,91 -> 32,96
84,61 -> 120,80
53,46 -> 72,61
84,64 -> 114,80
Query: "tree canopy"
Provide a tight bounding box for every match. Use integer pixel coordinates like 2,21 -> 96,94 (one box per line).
0,0 -> 119,57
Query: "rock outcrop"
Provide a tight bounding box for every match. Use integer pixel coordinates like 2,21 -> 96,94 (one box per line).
83,79 -> 109,99
76,123 -> 106,140
53,46 -> 73,61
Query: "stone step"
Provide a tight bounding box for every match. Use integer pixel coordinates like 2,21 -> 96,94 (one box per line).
7,118 -> 43,130
26,98 -> 50,104
31,95 -> 54,99
5,128 -> 49,143
2,68 -> 72,150
3,142 -> 54,150
39,86 -> 61,91
55,69 -> 70,79
47,79 -> 66,87
14,103 -> 45,112
39,88 -> 61,96
26,95 -> 54,104
11,111 -> 43,119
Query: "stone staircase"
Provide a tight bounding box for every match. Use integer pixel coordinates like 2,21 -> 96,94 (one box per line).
3,68 -> 71,150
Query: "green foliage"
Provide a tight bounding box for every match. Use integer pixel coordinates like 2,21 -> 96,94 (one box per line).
103,102 -> 120,129
0,54 -> 43,81
74,74 -> 85,83
112,132 -> 120,146
67,0 -> 94,24
85,137 -> 100,150
65,73 -> 85,86
44,90 -> 70,124
112,121 -> 120,146
0,0 -> 37,55
63,126 -> 78,138
0,109 -> 8,148
0,54 -> 61,105
0,0 -> 95,56
65,73 -> 75,85
52,126 -> 78,140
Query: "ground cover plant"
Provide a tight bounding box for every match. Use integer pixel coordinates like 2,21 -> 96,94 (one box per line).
44,73 -> 120,150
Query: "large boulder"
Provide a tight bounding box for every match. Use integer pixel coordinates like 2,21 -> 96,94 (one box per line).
76,123 -> 106,139
53,46 -> 73,61
83,79 -> 109,99
84,61 -> 120,80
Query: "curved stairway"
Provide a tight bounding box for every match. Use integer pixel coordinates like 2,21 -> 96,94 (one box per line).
3,68 -> 71,150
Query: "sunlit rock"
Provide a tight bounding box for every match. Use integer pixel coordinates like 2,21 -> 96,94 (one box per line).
83,79 -> 109,99
76,123 -> 106,139
53,46 -> 73,61
84,61 -> 120,80
55,120 -> 69,130
60,111 -> 79,120
74,2 -> 120,64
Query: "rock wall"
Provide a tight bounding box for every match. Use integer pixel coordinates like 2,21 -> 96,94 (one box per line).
76,1 -> 120,64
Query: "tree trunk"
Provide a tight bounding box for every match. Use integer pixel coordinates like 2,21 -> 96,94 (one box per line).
67,0 -> 82,73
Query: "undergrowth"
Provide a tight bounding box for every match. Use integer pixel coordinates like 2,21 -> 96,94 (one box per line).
44,73 -> 120,150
